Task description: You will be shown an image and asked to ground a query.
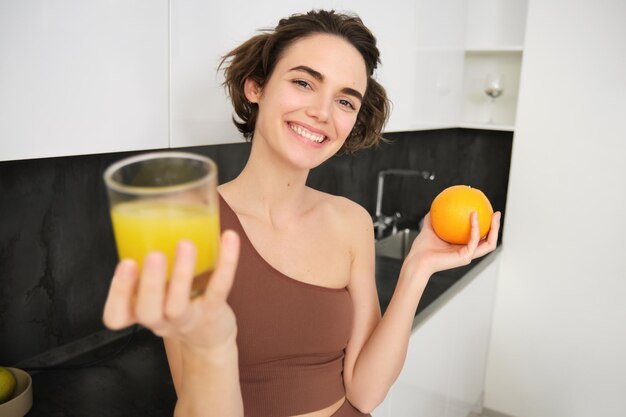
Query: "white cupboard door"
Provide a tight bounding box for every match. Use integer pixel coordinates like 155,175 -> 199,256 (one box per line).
0,0 -> 169,161
445,258 -> 499,417
465,0 -> 528,49
413,0 -> 466,129
333,0 -> 418,133
388,308 -> 453,417
373,255 -> 500,416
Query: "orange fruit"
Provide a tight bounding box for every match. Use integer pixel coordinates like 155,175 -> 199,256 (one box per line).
430,185 -> 493,244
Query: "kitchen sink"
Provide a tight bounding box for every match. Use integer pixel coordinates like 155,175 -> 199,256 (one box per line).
375,228 -> 420,260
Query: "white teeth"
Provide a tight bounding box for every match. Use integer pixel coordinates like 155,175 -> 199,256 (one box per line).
290,123 -> 325,143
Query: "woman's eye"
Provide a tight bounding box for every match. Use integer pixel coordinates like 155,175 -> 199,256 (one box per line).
293,79 -> 311,89
338,99 -> 356,111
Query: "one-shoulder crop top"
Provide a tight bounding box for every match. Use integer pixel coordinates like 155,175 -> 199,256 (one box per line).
219,194 -> 367,417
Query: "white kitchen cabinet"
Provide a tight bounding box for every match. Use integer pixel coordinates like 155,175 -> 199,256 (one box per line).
459,0 -> 528,130
0,1 -> 529,162
377,0 -> 528,133
411,0 -> 528,132
373,254 -> 500,417
0,0 -> 169,161
331,0 -> 421,133
465,0 -> 528,50
412,0 -> 467,130
333,0 -> 467,133
0,0 -> 436,159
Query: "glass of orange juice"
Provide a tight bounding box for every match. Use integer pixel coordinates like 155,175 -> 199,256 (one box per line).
104,152 -> 220,297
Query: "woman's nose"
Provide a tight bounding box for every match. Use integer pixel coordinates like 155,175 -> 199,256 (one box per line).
305,94 -> 331,122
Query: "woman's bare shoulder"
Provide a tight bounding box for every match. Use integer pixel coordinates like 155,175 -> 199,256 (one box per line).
310,190 -> 374,234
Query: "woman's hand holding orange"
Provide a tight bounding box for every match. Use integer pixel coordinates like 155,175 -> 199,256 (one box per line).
405,211 -> 501,278
102,230 -> 240,353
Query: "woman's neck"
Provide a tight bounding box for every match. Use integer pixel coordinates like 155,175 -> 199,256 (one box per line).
219,139 -> 313,223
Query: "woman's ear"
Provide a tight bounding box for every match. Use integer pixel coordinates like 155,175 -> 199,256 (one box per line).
244,78 -> 262,103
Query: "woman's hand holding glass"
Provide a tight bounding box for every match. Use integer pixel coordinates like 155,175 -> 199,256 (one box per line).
101,152 -> 240,352
102,231 -> 240,352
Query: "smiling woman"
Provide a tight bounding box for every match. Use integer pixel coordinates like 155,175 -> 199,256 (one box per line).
219,10 -> 389,154
238,33 -> 369,171
102,9 -> 500,417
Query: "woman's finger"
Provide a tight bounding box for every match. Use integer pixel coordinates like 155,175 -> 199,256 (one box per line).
474,211 -> 501,258
465,211 -> 480,256
135,251 -> 168,330
204,230 -> 240,303
486,211 -> 501,246
164,240 -> 197,324
102,259 -> 139,330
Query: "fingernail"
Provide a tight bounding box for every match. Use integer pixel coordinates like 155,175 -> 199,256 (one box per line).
117,259 -> 136,277
144,251 -> 167,269
223,230 -> 239,244
177,240 -> 195,255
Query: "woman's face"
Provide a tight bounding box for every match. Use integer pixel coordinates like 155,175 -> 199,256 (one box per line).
246,33 -> 367,170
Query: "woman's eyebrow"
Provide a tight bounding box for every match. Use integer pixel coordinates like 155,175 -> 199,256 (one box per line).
290,65 -> 324,81
289,65 -> 364,102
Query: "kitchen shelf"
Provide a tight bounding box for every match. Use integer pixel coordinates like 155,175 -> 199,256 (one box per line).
460,52 -> 522,129
389,122 -> 515,133
408,122 -> 458,132
465,46 -> 524,53
458,122 -> 515,132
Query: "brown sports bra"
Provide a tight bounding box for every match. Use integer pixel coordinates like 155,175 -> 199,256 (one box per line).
220,194 -> 368,416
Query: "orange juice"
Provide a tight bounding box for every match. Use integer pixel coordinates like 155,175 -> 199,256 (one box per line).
110,200 -> 220,278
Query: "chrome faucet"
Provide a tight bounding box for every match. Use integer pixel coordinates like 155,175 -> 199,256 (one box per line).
374,169 -> 435,239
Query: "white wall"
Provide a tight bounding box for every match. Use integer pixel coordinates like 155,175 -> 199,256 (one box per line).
484,1 -> 626,417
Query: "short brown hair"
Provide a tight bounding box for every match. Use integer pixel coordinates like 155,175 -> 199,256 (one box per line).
219,9 -> 390,154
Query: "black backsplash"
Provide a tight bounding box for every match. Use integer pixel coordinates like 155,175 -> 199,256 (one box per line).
0,128 -> 512,365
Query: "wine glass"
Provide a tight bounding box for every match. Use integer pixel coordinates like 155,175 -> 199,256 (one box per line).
484,74 -> 504,124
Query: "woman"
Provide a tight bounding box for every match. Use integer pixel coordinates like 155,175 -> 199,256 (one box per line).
103,10 -> 500,417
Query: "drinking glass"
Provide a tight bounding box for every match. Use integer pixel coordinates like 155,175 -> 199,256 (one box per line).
484,73 -> 505,124
104,152 -> 220,297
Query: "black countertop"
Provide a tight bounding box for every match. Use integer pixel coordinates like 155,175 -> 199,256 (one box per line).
25,249 -> 499,416
25,328 -> 175,416
375,253 -> 482,317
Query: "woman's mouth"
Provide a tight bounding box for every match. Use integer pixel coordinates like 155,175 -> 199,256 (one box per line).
288,123 -> 326,143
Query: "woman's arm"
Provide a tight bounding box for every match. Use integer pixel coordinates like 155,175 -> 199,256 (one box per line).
164,336 -> 242,417
163,338 -> 183,395
343,210 -> 501,413
175,336 -> 242,417
103,231 -> 244,417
